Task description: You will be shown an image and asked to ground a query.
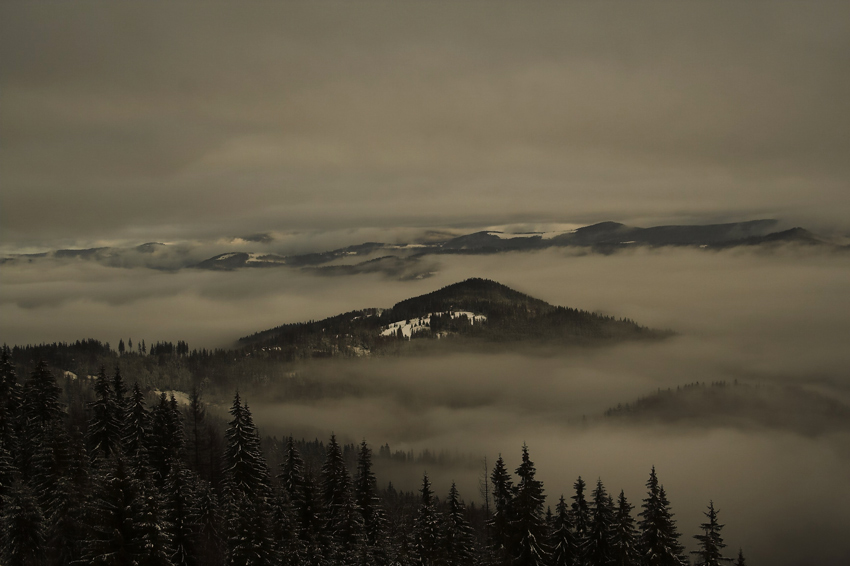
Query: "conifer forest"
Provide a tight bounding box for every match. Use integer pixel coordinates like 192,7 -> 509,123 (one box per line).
1,349 -> 745,566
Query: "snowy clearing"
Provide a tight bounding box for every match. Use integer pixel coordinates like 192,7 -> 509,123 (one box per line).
379,311 -> 487,338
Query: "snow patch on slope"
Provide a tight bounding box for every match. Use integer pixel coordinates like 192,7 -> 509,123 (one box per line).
379,311 -> 487,338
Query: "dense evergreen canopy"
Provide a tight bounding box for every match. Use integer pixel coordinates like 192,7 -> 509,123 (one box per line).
0,357 -> 749,566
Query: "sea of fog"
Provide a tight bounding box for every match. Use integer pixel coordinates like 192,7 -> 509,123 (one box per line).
3,246 -> 850,564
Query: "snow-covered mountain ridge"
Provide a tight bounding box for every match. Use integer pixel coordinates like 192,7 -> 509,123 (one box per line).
4,220 -> 842,279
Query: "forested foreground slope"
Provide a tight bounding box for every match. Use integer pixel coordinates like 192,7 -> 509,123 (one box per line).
0,352 -> 747,565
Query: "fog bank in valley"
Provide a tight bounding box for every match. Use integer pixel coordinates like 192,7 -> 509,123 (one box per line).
4,246 -> 849,387
246,344 -> 850,565
3,245 -> 850,564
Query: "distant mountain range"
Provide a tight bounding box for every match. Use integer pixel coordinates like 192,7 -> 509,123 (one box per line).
192,219 -> 839,273
3,220 -> 843,278
238,278 -> 666,358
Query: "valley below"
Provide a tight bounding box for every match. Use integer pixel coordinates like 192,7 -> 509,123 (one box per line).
3,245 -> 850,564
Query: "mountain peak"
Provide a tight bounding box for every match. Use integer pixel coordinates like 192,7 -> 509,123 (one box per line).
389,278 -> 549,321
239,278 -> 663,353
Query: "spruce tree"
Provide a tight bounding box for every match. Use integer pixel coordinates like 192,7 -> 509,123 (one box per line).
195,481 -> 225,566
134,468 -> 174,566
30,421 -> 78,562
168,394 -> 186,450
112,366 -> 127,415
30,423 -> 68,512
0,438 -> 17,513
45,429 -> 89,566
583,479 -> 615,566
321,433 -> 364,562
149,393 -> 174,481
165,463 -> 198,566
272,488 -> 303,566
1,480 -> 47,566
229,491 -> 276,566
87,366 -> 120,459
488,454 -> 515,566
548,495 -> 577,566
0,346 -> 21,453
186,387 -> 207,478
511,444 -> 547,566
692,501 -> 731,566
221,393 -> 275,566
733,549 -> 746,566
638,468 -> 685,566
413,472 -> 442,566
279,435 -> 315,542
123,383 -> 150,461
658,487 -> 686,564
444,482 -> 475,566
571,476 -> 591,553
354,440 -> 386,546
167,394 -> 186,474
23,360 -> 63,429
300,469 -> 325,541
149,393 -> 185,485
335,490 -> 367,565
322,436 -> 356,532
81,457 -> 144,565
222,393 -> 271,499
354,439 -> 389,556
279,436 -> 305,501
610,490 -> 640,566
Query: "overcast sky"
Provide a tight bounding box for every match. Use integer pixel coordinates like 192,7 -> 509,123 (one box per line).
2,2 -> 849,250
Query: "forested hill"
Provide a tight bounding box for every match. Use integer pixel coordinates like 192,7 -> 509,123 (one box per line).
238,278 -> 666,355
605,380 -> 850,437
388,278 -> 550,320
1,280 -> 666,401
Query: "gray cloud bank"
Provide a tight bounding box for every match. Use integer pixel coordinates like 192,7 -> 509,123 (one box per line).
3,243 -> 850,563
240,246 -> 849,565
2,2 -> 850,248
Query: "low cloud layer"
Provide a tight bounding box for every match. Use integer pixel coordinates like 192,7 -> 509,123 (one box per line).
245,342 -> 850,565
4,246 -> 850,370
4,246 -> 849,384
3,242 -> 850,564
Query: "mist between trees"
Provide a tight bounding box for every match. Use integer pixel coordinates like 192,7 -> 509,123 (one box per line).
1,354 -> 753,566
2,247 -> 850,564
3,322 -> 850,565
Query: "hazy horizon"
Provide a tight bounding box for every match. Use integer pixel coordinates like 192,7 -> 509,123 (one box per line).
3,3 -> 850,252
